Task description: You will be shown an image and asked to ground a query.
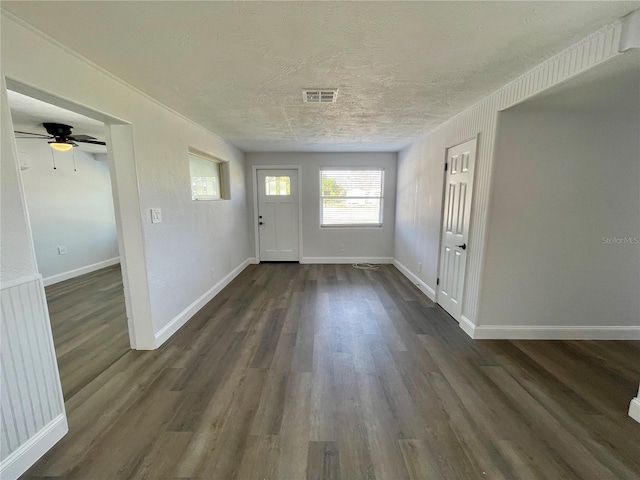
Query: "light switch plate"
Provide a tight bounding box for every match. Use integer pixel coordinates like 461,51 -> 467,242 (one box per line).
151,208 -> 162,224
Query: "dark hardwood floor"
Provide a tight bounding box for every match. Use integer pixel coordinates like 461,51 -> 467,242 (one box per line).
24,263 -> 640,479
44,264 -> 130,401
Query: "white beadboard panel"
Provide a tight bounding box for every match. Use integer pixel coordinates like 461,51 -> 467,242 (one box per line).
0,414 -> 67,480
394,19 -> 625,329
0,275 -> 66,464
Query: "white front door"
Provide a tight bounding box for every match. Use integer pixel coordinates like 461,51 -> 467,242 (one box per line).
257,169 -> 299,261
438,138 -> 477,321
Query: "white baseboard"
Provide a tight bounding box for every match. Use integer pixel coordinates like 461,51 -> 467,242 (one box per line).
470,325 -> 640,340
42,257 -> 120,286
300,257 -> 394,265
248,257 -> 259,265
392,259 -> 436,301
459,315 -> 477,338
0,414 -> 68,480
154,258 -> 252,347
629,398 -> 640,423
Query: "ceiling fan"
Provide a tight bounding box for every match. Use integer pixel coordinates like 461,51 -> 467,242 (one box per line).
14,122 -> 106,151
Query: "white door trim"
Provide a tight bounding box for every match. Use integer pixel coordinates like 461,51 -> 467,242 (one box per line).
252,165 -> 303,262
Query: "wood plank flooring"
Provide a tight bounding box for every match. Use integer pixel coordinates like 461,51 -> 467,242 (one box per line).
24,263 -> 640,479
44,264 -> 130,401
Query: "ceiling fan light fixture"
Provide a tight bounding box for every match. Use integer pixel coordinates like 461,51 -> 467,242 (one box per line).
49,141 -> 74,151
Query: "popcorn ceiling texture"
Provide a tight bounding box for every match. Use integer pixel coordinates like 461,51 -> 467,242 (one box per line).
3,1 -> 638,152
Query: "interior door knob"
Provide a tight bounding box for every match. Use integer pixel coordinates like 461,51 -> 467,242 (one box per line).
456,243 -> 467,250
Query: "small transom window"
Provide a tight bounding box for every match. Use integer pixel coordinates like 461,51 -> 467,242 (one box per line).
265,176 -> 291,196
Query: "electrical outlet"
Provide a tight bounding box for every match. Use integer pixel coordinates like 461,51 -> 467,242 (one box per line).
339,244 -> 345,252
58,246 -> 67,255
151,208 -> 162,224
417,262 -> 422,273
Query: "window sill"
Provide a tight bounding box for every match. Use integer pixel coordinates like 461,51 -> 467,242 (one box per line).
320,224 -> 383,229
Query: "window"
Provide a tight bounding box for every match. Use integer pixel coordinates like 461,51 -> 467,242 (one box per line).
320,168 -> 384,226
265,176 -> 291,196
189,151 -> 226,201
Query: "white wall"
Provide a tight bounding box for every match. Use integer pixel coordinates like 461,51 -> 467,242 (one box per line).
1,79 -> 67,480
1,13 -> 252,343
479,110 -> 639,332
393,19 -> 628,333
1,13 -> 251,476
16,140 -> 119,284
246,152 -> 397,262
395,137 -> 444,297
1,96 -> 38,285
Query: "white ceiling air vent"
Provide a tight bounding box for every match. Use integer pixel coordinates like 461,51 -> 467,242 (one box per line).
303,89 -> 338,103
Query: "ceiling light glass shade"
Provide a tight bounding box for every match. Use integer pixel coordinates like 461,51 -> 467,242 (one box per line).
50,142 -> 73,151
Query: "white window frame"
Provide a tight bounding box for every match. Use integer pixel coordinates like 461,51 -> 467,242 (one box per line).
319,167 -> 384,228
188,149 -> 229,201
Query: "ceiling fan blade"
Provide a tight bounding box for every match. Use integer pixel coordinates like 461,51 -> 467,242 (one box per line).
14,127 -> 105,146
14,130 -> 52,139
68,134 -> 98,141
76,139 -> 106,146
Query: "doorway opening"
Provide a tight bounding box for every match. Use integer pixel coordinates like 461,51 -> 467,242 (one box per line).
7,88 -> 133,401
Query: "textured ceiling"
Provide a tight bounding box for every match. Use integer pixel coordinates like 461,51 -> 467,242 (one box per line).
3,1 -> 639,152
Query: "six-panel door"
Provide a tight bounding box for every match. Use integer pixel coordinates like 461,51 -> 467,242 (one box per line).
438,138 -> 477,320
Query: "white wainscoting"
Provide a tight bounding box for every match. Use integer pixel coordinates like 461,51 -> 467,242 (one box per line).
1,274 -> 67,480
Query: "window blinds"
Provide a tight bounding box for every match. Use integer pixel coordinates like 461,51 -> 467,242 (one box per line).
320,169 -> 384,226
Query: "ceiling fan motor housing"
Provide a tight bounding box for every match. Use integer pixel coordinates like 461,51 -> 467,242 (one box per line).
43,122 -> 73,141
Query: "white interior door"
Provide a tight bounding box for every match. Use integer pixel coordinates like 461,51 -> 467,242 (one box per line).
257,169 -> 299,261
438,138 -> 477,321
